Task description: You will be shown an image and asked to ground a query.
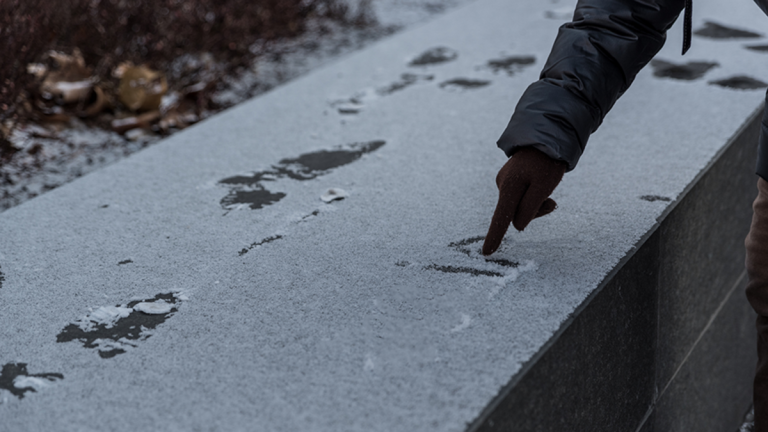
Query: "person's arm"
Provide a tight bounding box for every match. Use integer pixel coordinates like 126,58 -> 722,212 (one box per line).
483,0 -> 687,255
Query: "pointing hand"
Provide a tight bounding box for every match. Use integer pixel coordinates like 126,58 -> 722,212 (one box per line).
482,147 -> 566,255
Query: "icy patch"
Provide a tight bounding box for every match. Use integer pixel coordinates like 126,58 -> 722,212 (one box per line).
134,302 -> 173,315
0,363 -> 63,399
451,313 -> 471,332
57,293 -> 181,359
321,188 -> 349,203
77,306 -> 133,332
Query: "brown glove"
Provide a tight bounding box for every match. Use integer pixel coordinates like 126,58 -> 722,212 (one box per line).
482,147 -> 567,255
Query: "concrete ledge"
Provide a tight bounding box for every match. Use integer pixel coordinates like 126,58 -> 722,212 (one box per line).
0,0 -> 766,430
470,107 -> 761,432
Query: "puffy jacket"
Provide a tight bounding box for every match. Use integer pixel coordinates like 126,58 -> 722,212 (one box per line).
497,0 -> 768,180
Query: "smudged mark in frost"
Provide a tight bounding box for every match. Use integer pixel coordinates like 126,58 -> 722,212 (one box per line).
321,188 -> 348,203
56,293 -> 181,359
376,73 -> 434,96
408,47 -> 458,66
0,363 -> 63,399
439,78 -> 491,92
488,260 -> 537,299
424,264 -> 504,277
694,21 -> 763,39
118,259 -> 133,266
395,260 -> 411,267
544,7 -> 574,20
486,56 -> 536,76
451,313 -> 471,332
640,195 -> 672,202
218,140 -> 386,211
239,235 -> 284,257
649,59 -> 718,80
449,236 -> 485,257
709,76 -> 768,90
486,258 -> 519,268
746,45 -> 768,52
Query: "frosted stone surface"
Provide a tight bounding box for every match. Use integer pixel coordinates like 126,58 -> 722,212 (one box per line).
0,0 -> 765,430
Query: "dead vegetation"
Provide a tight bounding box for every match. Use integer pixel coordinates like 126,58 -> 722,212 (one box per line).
0,0 -> 374,158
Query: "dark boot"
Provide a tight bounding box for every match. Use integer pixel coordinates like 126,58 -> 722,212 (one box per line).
746,177 -> 768,432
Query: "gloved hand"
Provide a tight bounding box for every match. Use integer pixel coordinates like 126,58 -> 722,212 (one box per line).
482,147 -> 567,255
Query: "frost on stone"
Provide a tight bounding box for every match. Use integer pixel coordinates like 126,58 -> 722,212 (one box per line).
321,188 -> 348,203
0,363 -> 63,399
57,293 -> 182,359
450,313 -> 471,332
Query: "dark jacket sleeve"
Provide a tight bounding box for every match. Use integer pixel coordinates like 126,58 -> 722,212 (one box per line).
497,0 -> 686,171
759,89 -> 768,181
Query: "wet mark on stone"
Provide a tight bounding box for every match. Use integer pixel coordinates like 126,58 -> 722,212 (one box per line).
424,264 -> 504,278
218,140 -> 386,211
694,21 -> 763,39
709,75 -> 768,90
301,210 -> 320,221
486,258 -> 519,267
0,363 -> 63,399
439,79 -> 491,92
56,293 -> 181,359
117,259 -> 133,266
449,236 -> 485,257
640,195 -> 672,202
408,47 -> 458,67
337,107 -> 361,115
99,204 -> 109,208
746,44 -> 768,52
486,56 -> 536,76
377,73 -> 434,96
395,260 -> 410,267
239,235 -> 283,257
649,59 -> 718,80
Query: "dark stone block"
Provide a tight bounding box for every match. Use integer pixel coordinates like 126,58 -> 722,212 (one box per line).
653,277 -> 755,432
656,113 -> 760,387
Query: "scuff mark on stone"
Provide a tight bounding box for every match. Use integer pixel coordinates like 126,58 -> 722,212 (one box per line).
640,195 -> 672,202
449,236 -> 485,257
117,259 -> 133,266
485,258 -> 519,268
439,78 -> 491,91
239,235 -> 284,257
709,75 -> 768,90
649,59 -> 718,80
219,140 -> 385,211
694,21 -> 763,39
424,264 -> 504,278
746,44 -> 768,52
377,73 -> 434,96
56,293 -> 180,359
0,363 -> 63,399
486,56 -> 536,75
408,47 -> 458,66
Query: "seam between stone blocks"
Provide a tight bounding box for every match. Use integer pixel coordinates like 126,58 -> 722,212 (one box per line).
634,269 -> 748,432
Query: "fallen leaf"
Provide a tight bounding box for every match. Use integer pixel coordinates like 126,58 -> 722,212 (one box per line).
118,66 -> 168,112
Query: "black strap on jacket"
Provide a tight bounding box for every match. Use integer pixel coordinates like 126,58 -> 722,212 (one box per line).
682,0 -> 692,54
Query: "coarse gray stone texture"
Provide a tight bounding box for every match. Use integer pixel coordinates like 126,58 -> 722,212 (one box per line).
1,0 -> 767,430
